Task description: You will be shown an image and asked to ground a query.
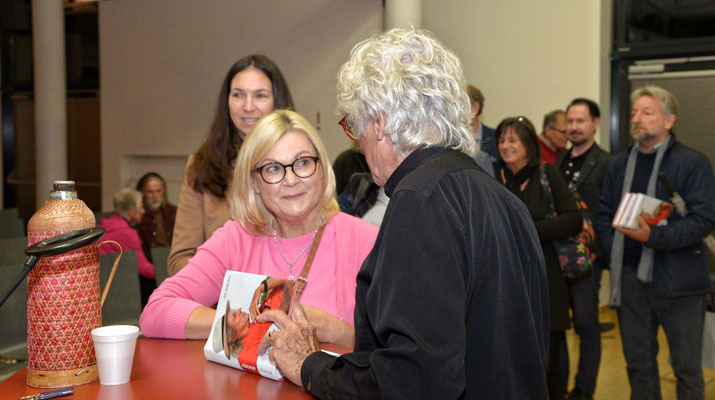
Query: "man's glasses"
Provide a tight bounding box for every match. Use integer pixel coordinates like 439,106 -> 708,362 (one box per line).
549,126 -> 567,135
254,156 -> 320,184
338,116 -> 358,141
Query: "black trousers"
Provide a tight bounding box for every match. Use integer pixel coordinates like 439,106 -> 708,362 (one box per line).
547,330 -> 566,400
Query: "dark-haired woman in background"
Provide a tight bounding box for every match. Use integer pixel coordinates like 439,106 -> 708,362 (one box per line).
496,116 -> 581,400
168,55 -> 294,276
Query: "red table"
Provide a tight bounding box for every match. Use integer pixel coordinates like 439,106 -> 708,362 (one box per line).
1,339 -> 346,399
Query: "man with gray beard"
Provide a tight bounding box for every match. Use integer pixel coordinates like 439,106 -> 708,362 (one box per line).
596,85 -> 715,399
136,172 -> 177,249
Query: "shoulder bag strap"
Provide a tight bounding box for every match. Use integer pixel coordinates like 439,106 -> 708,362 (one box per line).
279,223 -> 327,314
295,223 -> 327,297
538,162 -> 557,218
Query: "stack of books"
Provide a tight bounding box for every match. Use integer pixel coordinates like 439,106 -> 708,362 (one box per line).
613,192 -> 674,229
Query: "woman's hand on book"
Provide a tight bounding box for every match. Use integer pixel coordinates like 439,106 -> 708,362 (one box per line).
249,277 -> 286,321
249,285 -> 264,321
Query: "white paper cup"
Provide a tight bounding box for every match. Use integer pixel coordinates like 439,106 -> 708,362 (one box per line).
91,325 -> 140,385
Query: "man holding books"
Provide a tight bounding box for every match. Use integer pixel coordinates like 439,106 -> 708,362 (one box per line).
556,98 -> 612,400
596,85 -> 715,399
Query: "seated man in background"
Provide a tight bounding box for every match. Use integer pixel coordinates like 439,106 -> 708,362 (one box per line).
98,188 -> 156,306
332,142 -> 369,195
135,172 -> 177,249
337,172 -> 387,227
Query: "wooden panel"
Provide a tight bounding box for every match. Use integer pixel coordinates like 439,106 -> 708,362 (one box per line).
9,93 -> 101,221
67,96 -> 101,211
9,95 -> 36,223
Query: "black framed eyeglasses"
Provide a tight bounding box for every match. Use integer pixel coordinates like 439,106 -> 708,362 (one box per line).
548,125 -> 567,135
338,116 -> 358,141
254,156 -> 320,184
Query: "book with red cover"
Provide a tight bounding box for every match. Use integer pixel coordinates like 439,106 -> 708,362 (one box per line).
203,271 -> 287,380
613,192 -> 674,229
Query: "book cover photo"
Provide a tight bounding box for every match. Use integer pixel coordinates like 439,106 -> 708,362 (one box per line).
203,271 -> 288,381
613,192 -> 675,230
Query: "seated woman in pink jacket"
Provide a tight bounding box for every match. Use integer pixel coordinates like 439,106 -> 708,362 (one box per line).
98,188 -> 156,306
140,110 -> 378,347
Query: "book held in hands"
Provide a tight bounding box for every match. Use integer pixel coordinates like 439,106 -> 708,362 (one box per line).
203,271 -> 287,380
612,192 -> 674,229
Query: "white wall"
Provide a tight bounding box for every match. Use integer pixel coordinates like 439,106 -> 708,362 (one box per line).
99,0 -> 382,210
422,1 -> 612,305
423,0 -> 608,144
98,0 -> 612,304
99,1 -> 611,203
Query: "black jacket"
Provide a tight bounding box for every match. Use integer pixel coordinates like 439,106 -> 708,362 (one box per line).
556,143 -> 611,223
302,147 -> 550,399
556,143 -> 612,260
597,138 -> 715,297
499,163 -> 581,331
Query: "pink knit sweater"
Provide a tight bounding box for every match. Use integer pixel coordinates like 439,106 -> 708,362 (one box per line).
139,212 -> 378,338
98,214 -> 155,279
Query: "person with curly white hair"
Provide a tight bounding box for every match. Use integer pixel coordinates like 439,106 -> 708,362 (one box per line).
256,28 -> 551,399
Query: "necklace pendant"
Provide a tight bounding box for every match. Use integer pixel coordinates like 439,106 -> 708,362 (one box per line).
273,218 -> 322,282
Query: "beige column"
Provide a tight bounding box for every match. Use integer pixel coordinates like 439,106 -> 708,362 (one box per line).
384,0 -> 422,30
32,0 -> 67,208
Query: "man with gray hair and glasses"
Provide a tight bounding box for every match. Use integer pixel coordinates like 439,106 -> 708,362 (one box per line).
597,85 -> 715,399
540,109 -> 567,164
255,28 -> 551,399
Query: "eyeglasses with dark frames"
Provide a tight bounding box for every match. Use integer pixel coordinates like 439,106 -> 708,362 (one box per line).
338,116 -> 358,141
548,125 -> 567,135
254,156 -> 320,184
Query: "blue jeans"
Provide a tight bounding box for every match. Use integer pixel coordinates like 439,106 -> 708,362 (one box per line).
618,267 -> 706,400
561,270 -> 601,393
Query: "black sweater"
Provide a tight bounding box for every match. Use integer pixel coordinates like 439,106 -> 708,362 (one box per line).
500,162 -> 581,331
302,147 -> 551,399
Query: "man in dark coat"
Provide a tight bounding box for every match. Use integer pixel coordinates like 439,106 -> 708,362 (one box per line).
556,98 -> 612,400
597,85 -> 715,399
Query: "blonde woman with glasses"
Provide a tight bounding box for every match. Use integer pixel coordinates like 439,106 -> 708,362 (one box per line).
141,110 -> 378,349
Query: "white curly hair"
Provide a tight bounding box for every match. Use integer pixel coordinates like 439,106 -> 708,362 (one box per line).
336,28 -> 478,159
